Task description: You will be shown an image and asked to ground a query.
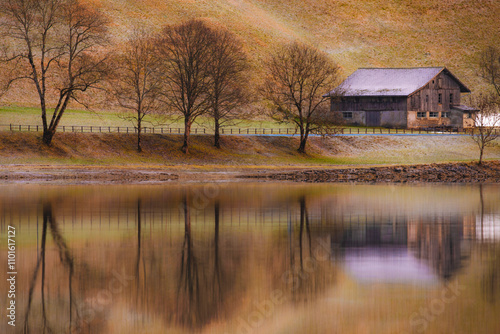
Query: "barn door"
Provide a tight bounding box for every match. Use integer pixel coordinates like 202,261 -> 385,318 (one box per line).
366,111 -> 381,127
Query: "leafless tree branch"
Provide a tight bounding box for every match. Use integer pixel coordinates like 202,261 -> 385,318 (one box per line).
262,41 -> 343,153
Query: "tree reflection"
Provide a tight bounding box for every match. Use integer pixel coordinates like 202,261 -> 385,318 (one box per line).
283,196 -> 335,302
24,201 -> 77,334
212,200 -> 224,306
176,194 -> 201,326
174,196 -> 238,328
299,196 -> 312,271
136,198 -> 141,284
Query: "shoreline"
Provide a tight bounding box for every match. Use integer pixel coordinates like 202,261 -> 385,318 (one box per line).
242,161 -> 500,183
1,161 -> 499,184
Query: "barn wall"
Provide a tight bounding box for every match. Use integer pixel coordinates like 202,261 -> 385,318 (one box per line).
407,111 -> 451,128
330,70 -> 470,129
380,110 -> 407,127
332,97 -> 407,112
331,96 -> 407,127
408,72 -> 462,113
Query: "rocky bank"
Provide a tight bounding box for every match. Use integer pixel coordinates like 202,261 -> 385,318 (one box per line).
242,161 -> 500,183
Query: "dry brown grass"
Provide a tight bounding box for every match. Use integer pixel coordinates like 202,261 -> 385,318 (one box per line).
0,0 -> 498,106
0,131 -> 498,166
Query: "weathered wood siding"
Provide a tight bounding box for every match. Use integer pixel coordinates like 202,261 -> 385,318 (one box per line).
407,72 -> 461,112
332,96 -> 408,112
331,96 -> 407,127
407,72 -> 464,129
330,70 -> 469,128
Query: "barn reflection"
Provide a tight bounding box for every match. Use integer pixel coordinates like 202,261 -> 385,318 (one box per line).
0,184 -> 499,334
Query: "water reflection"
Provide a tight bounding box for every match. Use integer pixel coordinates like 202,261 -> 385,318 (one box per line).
0,184 -> 499,334
24,201 -> 77,334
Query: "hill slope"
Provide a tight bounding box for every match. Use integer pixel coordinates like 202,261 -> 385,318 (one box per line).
95,0 -> 499,84
1,0 -> 499,105
0,132 -> 498,166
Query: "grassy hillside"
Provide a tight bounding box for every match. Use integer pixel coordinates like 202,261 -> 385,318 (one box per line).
96,0 -> 498,84
0,132 -> 498,166
1,0 -> 498,108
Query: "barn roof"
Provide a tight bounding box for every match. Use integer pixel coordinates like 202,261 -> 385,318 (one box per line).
327,67 -> 471,97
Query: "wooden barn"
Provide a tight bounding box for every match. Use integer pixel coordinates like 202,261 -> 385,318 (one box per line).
326,67 -> 477,129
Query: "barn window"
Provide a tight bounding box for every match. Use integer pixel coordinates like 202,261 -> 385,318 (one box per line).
425,95 -> 429,103
429,112 -> 438,118
438,93 -> 442,104
343,112 -> 353,119
449,93 -> 453,104
417,112 -> 426,118
442,112 -> 450,118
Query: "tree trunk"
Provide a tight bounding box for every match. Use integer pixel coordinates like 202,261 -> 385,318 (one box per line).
479,145 -> 484,165
42,129 -> 56,146
182,117 -> 191,154
214,120 -> 221,149
137,117 -> 142,153
42,94 -> 71,146
298,128 -> 308,153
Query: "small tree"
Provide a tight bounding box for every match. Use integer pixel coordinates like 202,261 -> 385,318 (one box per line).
0,0 -> 109,145
156,20 -> 213,154
263,42 -> 342,153
468,93 -> 500,165
111,30 -> 162,152
206,27 -> 250,149
478,46 -> 500,98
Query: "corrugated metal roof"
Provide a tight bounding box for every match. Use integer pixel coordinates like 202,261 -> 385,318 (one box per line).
328,67 -> 454,97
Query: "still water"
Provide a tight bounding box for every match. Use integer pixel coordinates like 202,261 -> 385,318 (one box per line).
0,183 -> 499,334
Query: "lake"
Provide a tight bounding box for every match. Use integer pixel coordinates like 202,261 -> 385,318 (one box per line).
1,183 -> 499,334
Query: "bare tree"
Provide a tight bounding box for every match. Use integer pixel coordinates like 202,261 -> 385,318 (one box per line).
263,42 -> 342,153
206,27 -> 250,148
479,46 -> 500,98
468,93 -> 500,165
111,30 -> 162,152
156,20 -> 213,154
0,0 -> 109,145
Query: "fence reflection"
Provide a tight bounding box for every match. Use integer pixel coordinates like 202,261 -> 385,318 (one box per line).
0,184 -> 499,333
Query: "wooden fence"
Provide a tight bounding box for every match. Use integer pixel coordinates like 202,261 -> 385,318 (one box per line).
0,124 -> 495,135
0,124 -> 299,135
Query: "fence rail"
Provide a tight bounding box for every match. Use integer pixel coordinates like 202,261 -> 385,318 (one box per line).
0,124 -> 495,135
0,124 -> 300,135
